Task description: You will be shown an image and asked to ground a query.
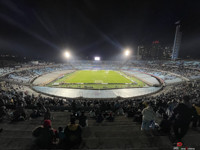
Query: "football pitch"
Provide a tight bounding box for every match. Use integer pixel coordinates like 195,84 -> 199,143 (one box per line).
47,70 -> 146,89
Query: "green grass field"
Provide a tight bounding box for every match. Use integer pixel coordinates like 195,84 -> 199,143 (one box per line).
47,70 -> 146,89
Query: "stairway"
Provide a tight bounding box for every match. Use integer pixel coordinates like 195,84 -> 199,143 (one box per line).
0,111 -> 199,150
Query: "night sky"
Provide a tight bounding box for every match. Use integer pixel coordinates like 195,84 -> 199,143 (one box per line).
0,0 -> 200,61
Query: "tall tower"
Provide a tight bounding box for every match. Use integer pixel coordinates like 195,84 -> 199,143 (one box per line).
171,22 -> 182,60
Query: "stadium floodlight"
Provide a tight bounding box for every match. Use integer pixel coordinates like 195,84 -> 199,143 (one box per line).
64,51 -> 70,58
94,56 -> 100,61
124,49 -> 130,56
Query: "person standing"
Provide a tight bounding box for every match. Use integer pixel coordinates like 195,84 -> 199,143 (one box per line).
141,102 -> 156,136
170,96 -> 194,142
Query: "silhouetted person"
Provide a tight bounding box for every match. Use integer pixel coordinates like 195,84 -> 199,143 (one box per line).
32,120 -> 56,148
170,96 -> 194,142
44,108 -> 51,120
78,111 -> 88,127
192,103 -> 200,128
58,127 -> 65,148
0,106 -> 6,121
12,106 -> 26,121
64,116 -> 82,149
96,113 -> 104,123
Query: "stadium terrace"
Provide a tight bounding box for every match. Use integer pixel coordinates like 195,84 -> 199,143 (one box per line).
0,60 -> 200,150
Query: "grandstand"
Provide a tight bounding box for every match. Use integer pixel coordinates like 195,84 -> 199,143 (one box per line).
0,60 -> 200,150
1,60 -> 200,98
1,0 -> 200,149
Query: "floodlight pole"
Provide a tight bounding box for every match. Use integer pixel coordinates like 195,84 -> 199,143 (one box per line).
172,22 -> 182,60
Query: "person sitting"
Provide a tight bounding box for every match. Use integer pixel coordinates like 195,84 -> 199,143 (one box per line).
57,127 -> 65,148
78,111 -> 88,127
12,106 -> 27,121
127,108 -> 135,117
192,103 -> 200,128
117,107 -> 124,116
96,112 -> 104,123
106,111 -> 114,122
44,108 -> 51,120
32,119 -> 56,149
30,109 -> 41,119
89,109 -> 96,119
133,109 -> 142,123
64,116 -> 82,149
0,106 -> 6,121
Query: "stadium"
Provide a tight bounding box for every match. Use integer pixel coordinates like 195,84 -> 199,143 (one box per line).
30,60 -> 163,99
1,59 -> 200,149
0,0 -> 200,150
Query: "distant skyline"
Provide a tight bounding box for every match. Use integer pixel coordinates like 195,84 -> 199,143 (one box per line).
0,0 -> 200,60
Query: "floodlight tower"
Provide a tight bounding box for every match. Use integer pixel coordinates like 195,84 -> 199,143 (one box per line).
172,21 -> 182,60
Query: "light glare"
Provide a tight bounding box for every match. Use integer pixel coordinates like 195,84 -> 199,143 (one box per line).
64,52 -> 70,58
125,49 -> 130,56
94,57 -> 100,61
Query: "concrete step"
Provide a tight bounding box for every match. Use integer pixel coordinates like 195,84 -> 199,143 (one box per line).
0,126 -> 143,138
0,137 -> 32,150
0,110 -> 199,150
0,130 -> 31,138
182,133 -> 200,148
83,136 -> 172,149
0,136 -> 172,150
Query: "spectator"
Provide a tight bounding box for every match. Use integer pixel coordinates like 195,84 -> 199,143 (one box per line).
106,111 -> 114,122
166,100 -> 177,117
12,106 -> 27,121
64,116 -> 82,149
89,109 -> 96,118
133,109 -> 142,123
96,112 -> 104,123
57,127 -> 65,148
30,109 -> 41,119
0,99 -> 5,107
0,106 -> 6,121
192,103 -> 200,128
32,120 -> 56,148
141,102 -> 156,136
44,108 -> 51,120
78,111 -> 88,127
170,96 -> 194,142
117,107 -> 124,116
195,103 -> 200,127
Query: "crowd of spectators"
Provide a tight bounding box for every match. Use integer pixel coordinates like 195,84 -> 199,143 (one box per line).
1,60 -> 200,86
127,60 -> 200,79
3,65 -> 73,83
29,82 -> 200,149
0,68 -> 14,76
1,59 -> 200,148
